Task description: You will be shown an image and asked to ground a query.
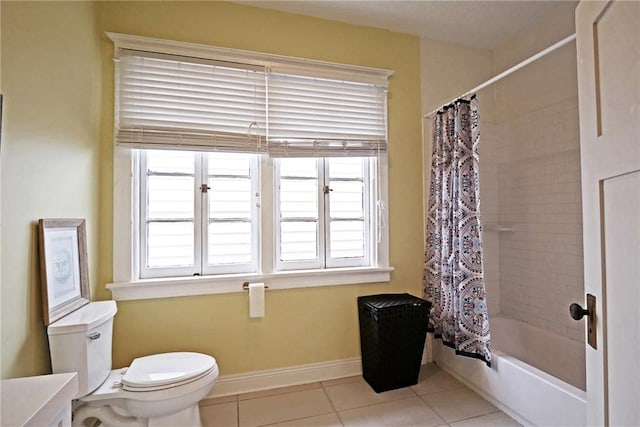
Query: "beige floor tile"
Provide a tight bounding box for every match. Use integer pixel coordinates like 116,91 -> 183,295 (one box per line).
267,412 -> 343,427
201,394 -> 238,406
238,388 -> 334,427
410,364 -> 465,396
324,378 -> 417,411
201,402 -> 238,427
420,388 -> 498,423
450,411 -> 522,426
239,382 -> 321,401
339,397 -> 447,427
321,375 -> 361,387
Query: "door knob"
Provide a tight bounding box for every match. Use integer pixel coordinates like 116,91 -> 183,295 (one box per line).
569,303 -> 590,320
569,294 -> 597,350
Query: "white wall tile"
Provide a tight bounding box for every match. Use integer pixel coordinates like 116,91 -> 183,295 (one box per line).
480,97 -> 584,344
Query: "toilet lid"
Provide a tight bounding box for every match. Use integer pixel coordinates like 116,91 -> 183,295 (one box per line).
122,352 -> 217,391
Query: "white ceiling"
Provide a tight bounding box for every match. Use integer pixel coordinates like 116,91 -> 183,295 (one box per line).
236,1 -> 575,50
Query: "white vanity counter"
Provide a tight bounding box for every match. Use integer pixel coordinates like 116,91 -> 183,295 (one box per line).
1,372 -> 77,427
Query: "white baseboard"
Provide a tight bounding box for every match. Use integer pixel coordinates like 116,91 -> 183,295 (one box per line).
209,340 -> 432,398
208,357 -> 363,398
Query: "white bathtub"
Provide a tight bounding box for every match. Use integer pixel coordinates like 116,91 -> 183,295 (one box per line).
434,316 -> 587,426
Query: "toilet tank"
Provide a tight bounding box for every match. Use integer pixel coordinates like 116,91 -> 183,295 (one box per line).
47,301 -> 117,398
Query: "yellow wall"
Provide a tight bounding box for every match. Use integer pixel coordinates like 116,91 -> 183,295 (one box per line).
2,0 -> 422,379
0,1 -> 102,378
0,0 -> 578,382
98,1 -> 423,374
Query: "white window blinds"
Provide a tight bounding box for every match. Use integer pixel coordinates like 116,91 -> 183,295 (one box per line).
116,49 -> 267,153
267,73 -> 387,157
112,35 -> 391,157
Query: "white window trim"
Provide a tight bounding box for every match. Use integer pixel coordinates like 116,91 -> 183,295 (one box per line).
110,147 -> 391,300
108,266 -> 394,301
107,32 -> 393,86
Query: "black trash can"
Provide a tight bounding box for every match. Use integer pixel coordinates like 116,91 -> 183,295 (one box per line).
358,293 -> 431,393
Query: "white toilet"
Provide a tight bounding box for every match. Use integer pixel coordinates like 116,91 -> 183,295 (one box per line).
47,300 -> 219,427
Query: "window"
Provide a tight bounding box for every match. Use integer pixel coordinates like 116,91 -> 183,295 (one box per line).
108,33 -> 392,298
140,150 -> 259,278
276,157 -> 371,270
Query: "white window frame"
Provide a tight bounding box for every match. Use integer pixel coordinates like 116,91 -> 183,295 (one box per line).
274,158 -> 372,272
138,151 -> 260,279
324,158 -> 372,269
202,153 -> 260,276
107,33 -> 393,300
274,158 -> 323,271
139,150 -> 200,279
110,148 -> 391,300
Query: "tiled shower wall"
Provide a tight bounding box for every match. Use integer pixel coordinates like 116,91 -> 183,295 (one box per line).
479,122 -> 501,317
481,97 -> 585,343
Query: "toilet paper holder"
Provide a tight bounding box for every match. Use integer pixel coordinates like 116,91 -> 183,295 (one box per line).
242,282 -> 269,290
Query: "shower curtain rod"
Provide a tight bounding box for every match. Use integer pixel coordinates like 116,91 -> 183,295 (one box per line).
424,33 -> 577,118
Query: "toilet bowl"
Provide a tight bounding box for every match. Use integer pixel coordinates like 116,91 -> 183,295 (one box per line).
75,353 -> 218,426
47,301 -> 218,427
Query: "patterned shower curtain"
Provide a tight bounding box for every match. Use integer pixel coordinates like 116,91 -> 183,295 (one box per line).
423,96 -> 491,366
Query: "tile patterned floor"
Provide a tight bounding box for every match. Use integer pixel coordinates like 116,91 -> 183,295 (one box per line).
199,364 -> 522,427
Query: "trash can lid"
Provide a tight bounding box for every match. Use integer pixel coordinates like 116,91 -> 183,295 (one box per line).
358,293 -> 428,309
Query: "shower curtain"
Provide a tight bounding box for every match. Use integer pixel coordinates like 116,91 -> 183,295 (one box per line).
423,96 -> 491,366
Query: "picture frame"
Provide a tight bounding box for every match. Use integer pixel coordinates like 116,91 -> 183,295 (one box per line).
0,94 -> 4,153
38,219 -> 90,326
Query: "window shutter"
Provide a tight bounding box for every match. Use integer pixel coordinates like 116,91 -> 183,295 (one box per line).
116,50 -> 267,153
267,73 -> 387,157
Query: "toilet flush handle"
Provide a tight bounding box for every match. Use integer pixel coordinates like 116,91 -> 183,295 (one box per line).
88,332 -> 101,340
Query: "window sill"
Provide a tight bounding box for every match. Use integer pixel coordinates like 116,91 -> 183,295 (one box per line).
106,266 -> 394,301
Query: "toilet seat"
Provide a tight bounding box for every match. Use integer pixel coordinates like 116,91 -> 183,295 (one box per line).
81,357 -> 219,404
78,362 -> 219,421
122,352 -> 216,392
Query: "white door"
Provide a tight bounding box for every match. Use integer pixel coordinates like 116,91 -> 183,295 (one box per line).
575,1 -> 640,425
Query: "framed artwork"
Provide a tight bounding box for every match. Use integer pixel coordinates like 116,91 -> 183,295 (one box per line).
38,219 -> 90,325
